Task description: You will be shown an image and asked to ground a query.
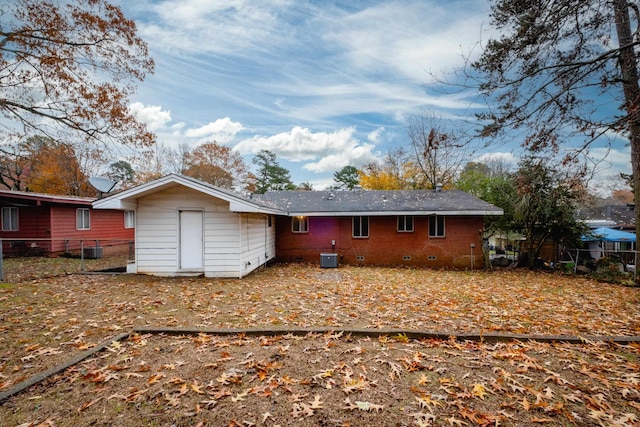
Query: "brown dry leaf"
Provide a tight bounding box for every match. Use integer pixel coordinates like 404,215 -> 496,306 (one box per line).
309,394 -> 324,409
190,380 -> 205,394
345,398 -> 384,412
446,416 -> 468,426
77,397 -> 102,412
147,372 -> 165,384
231,389 -> 249,402
472,383 -> 488,400
415,395 -> 444,410
342,376 -> 370,394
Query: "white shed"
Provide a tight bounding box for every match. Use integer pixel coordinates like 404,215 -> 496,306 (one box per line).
93,174 -> 284,278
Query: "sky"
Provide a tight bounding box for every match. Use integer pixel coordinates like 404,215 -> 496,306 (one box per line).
115,0 -> 632,193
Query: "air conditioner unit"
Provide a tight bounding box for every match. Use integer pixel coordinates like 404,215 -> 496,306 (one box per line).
83,246 -> 103,259
320,253 -> 338,268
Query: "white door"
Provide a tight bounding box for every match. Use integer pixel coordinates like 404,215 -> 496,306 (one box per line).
179,210 -> 203,270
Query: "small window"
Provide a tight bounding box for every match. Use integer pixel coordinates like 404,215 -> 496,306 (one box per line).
76,208 -> 90,230
124,210 -> 135,228
292,216 -> 308,233
397,215 -> 414,232
353,216 -> 369,238
267,215 -> 273,227
429,215 -> 445,237
1,207 -> 18,231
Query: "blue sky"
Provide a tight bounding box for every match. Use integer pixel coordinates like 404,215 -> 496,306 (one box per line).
116,0 -> 631,193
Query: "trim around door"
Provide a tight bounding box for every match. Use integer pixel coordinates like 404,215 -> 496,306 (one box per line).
178,209 -> 204,271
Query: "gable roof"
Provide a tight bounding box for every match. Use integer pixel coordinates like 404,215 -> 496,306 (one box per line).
252,189 -> 503,216
92,174 -> 285,214
0,189 -> 94,207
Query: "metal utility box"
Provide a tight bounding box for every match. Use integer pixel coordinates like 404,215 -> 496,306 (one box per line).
83,246 -> 103,259
320,253 -> 338,268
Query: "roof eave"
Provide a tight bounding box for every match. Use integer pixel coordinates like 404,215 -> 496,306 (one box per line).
93,174 -> 286,215
287,210 -> 504,217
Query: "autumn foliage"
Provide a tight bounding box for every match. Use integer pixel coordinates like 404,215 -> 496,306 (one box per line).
0,137 -> 102,196
0,0 -> 155,146
183,141 -> 250,191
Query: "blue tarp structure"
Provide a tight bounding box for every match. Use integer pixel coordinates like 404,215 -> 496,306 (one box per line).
581,227 -> 636,242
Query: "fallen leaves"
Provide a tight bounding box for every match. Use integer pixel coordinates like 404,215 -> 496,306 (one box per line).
1,265 -> 639,425
1,332 -> 639,426
344,397 -> 385,412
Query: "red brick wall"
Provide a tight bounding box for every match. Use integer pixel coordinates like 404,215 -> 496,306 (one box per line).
274,215 -> 485,269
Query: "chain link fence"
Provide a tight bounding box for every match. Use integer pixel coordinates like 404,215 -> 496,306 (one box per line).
0,238 -> 134,282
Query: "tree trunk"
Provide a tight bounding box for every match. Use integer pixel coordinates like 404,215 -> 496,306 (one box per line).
613,0 -> 640,280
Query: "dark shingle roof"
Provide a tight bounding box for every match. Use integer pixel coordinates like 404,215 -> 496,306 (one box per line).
577,204 -> 636,230
252,189 -> 503,216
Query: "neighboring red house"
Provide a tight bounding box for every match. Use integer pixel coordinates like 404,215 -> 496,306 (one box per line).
0,189 -> 134,257
253,188 -> 503,269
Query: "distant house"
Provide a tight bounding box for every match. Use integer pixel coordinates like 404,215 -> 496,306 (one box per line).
0,189 -> 134,257
93,175 -> 503,277
253,188 -> 503,269
577,204 -> 636,232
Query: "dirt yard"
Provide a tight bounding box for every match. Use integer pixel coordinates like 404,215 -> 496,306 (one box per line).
0,263 -> 639,426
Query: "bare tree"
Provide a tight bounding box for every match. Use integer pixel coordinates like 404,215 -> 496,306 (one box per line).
407,113 -> 470,189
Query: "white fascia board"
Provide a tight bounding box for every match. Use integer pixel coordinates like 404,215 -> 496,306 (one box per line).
92,199 -> 137,210
229,200 -> 285,215
92,174 -> 283,214
287,210 -> 504,217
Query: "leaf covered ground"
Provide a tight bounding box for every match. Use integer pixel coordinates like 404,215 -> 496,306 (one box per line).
1,263 -> 639,426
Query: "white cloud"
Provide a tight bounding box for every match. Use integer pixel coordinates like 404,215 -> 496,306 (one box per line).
136,0 -> 291,55
323,1 -> 490,84
303,143 -> 378,172
234,126 -> 378,172
184,118 -> 244,143
129,102 -> 172,131
588,146 -> 631,171
474,152 -> 518,168
367,127 -> 385,143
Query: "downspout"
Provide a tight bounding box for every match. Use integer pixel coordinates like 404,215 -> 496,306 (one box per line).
238,214 -> 243,279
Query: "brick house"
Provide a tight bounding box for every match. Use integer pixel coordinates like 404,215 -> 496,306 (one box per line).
93,175 -> 503,277
253,188 -> 503,269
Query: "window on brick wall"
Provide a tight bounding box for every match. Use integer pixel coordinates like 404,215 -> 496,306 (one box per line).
353,216 -> 369,238
292,216 -> 308,233
429,215 -> 445,237
397,215 -> 414,232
